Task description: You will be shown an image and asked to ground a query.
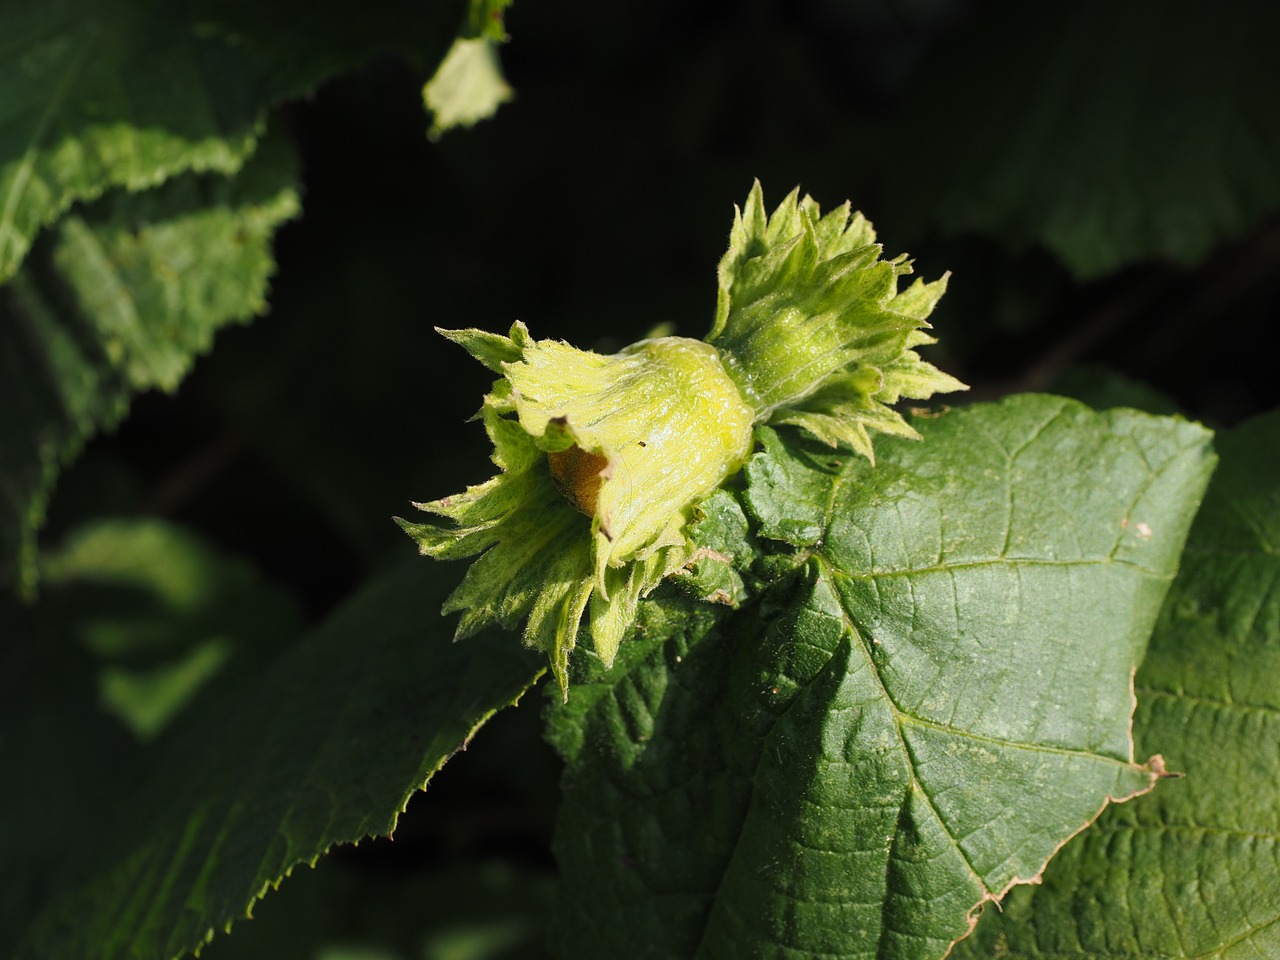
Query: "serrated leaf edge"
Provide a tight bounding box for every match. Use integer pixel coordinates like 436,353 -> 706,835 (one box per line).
187,669 -> 544,958
938,663 -> 1166,960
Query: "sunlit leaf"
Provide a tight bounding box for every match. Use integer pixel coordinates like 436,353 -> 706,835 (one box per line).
548,395 -> 1215,960
952,410 -> 1280,959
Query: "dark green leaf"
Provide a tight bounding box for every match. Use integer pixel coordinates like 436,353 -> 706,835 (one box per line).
671,488 -> 757,607
548,395 -> 1215,960
891,1 -> 1280,277
951,409 -> 1280,958
0,143 -> 298,595
12,559 -> 543,960
1,600 -> 143,958
0,0 -> 465,284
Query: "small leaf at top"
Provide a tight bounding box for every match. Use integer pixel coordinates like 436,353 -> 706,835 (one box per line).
423,38 -> 514,139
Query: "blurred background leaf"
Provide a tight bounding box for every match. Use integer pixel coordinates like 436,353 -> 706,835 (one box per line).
889,1 -> 1280,279
0,0 -> 470,594
0,0 -> 466,283
198,858 -> 552,960
38,515 -> 304,737
0,515 -> 302,955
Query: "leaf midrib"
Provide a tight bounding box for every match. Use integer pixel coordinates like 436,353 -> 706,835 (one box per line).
824,541 -> 1164,960
834,555 -> 1171,582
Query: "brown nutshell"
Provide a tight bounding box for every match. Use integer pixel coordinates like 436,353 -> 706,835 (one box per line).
548,446 -> 610,516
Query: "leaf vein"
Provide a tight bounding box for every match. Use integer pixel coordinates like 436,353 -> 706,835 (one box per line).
829,555 -> 1170,581
818,557 -> 990,951
1090,822 -> 1280,842
1137,686 -> 1280,720
896,713 -> 1139,768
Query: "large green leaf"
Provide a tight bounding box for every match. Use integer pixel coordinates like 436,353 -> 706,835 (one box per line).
0,0 -> 465,284
547,395 -> 1215,960
0,143 -> 298,595
951,409 -> 1280,958
9,558 -> 544,960
890,1 -> 1280,278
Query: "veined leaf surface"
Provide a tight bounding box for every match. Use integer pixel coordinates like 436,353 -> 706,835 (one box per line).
952,410 -> 1280,958
548,395 -> 1215,960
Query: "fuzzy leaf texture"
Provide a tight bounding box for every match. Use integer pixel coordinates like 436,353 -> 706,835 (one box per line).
0,0 -> 466,284
547,395 -> 1216,960
3,555 -> 544,960
951,409 -> 1280,959
0,143 -> 299,596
